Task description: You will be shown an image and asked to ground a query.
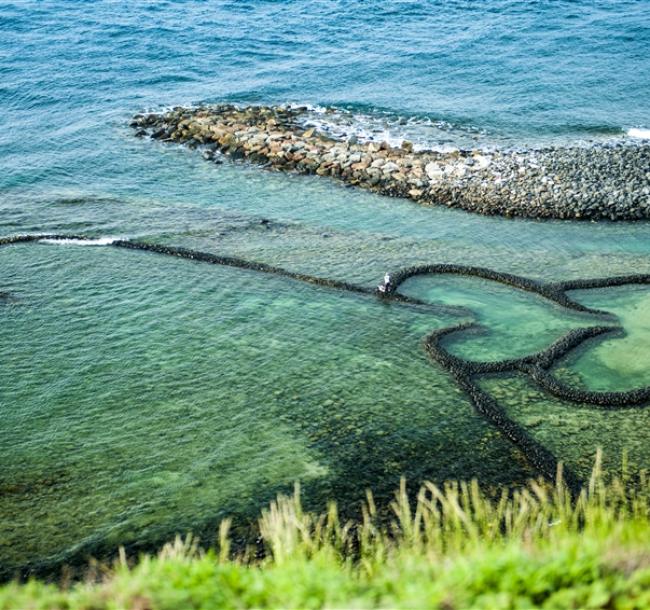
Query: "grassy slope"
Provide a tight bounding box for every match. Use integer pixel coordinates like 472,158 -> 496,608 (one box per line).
2,455 -> 650,610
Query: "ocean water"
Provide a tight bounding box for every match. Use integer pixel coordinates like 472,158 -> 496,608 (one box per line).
1,0 -> 650,577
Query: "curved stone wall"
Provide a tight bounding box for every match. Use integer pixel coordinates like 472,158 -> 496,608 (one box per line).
3,233 -> 650,492
386,264 -> 614,315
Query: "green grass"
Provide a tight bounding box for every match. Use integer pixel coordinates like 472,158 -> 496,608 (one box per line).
2,452 -> 650,609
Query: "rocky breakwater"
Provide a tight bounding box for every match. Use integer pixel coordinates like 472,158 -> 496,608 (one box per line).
131,105 -> 650,220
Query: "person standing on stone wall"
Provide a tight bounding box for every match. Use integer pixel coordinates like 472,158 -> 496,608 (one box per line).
378,272 -> 392,293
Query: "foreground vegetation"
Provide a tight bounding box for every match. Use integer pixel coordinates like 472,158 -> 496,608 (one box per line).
2,453 -> 650,609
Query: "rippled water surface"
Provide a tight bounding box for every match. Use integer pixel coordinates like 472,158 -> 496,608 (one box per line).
0,243 -> 534,574
1,0 -> 649,576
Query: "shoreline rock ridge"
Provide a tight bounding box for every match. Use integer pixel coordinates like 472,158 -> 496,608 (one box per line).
131,104 -> 650,221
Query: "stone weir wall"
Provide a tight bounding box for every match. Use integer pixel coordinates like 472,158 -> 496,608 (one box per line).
132,105 -> 650,221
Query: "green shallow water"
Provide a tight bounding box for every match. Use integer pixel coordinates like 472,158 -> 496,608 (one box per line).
396,275 -> 601,362
552,286 -> 650,392
0,243 -> 536,575
479,374 -> 650,480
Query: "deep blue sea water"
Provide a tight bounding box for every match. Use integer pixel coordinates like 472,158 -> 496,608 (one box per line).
2,0 -> 650,214
1,0 -> 650,576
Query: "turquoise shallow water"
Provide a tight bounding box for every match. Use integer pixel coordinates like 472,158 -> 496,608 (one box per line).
556,286 -> 650,391
1,0 -> 650,577
480,372 -> 650,480
0,244 -> 533,573
396,275 -> 601,362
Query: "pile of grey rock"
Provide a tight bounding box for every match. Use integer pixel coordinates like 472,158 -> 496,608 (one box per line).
132,105 -> 650,221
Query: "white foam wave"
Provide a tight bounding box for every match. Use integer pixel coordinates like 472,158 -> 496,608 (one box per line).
627,128 -> 650,139
287,102 -> 328,113
39,237 -> 120,246
292,105 -> 487,152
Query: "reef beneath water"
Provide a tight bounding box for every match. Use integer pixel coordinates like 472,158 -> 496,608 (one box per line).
131,105 -> 650,221
3,233 -> 650,495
